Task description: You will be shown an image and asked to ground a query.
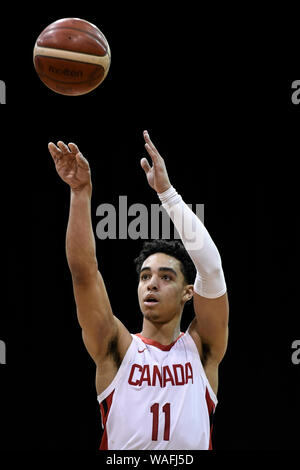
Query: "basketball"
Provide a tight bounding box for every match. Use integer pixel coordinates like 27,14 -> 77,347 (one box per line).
33,18 -> 111,96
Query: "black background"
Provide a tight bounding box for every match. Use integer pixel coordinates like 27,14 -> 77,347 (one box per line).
0,5 -> 299,453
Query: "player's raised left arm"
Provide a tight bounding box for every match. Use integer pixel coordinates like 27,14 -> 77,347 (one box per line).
140,130 -> 229,365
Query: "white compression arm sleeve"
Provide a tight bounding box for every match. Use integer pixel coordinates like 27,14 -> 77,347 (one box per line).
158,186 -> 226,299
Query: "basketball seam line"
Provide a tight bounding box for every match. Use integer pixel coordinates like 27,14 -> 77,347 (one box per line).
35,46 -> 107,58
34,55 -> 105,69
34,46 -> 111,71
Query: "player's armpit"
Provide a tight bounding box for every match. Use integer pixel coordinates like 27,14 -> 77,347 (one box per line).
192,292 -> 229,365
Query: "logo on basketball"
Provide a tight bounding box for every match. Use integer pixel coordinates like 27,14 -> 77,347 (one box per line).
48,65 -> 83,79
0,80 -> 6,104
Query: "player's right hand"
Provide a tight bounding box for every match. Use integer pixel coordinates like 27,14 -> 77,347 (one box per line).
48,141 -> 91,192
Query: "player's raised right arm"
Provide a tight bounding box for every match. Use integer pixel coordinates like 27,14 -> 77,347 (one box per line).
48,141 -> 131,364
66,185 -> 119,363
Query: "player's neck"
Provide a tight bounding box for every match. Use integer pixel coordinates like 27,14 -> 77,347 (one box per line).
140,318 -> 182,346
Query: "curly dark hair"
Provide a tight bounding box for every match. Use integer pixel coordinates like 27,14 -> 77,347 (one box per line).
134,239 -> 196,285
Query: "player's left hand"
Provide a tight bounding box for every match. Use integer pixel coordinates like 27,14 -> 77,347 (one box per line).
140,130 -> 171,194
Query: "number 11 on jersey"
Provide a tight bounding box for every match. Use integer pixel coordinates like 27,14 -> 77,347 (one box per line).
150,403 -> 171,441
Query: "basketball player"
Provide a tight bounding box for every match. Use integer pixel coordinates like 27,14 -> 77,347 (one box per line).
48,131 -> 229,450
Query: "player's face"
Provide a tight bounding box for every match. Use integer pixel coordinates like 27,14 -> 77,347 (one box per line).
137,252 -> 188,323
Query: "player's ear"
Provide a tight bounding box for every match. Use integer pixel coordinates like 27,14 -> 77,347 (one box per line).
183,285 -> 194,303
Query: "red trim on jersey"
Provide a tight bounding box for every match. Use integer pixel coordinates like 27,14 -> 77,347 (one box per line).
135,332 -> 185,351
205,387 -> 216,450
99,390 -> 115,450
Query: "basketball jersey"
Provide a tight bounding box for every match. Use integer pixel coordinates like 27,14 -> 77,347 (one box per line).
97,330 -> 217,450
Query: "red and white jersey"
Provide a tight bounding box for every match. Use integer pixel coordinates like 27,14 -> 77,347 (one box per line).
97,329 -> 217,450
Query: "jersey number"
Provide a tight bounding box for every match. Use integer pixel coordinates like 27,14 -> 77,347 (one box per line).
150,403 -> 170,441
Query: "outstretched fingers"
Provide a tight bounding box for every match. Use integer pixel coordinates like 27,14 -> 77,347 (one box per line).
68,143 -> 89,169
48,142 -> 62,163
143,130 -> 161,164
140,157 -> 151,174
143,130 -> 156,149
48,141 -> 81,164
57,140 -> 71,155
68,142 -> 80,155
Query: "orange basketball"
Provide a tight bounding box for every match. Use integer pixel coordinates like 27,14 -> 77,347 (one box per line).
33,18 -> 111,96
